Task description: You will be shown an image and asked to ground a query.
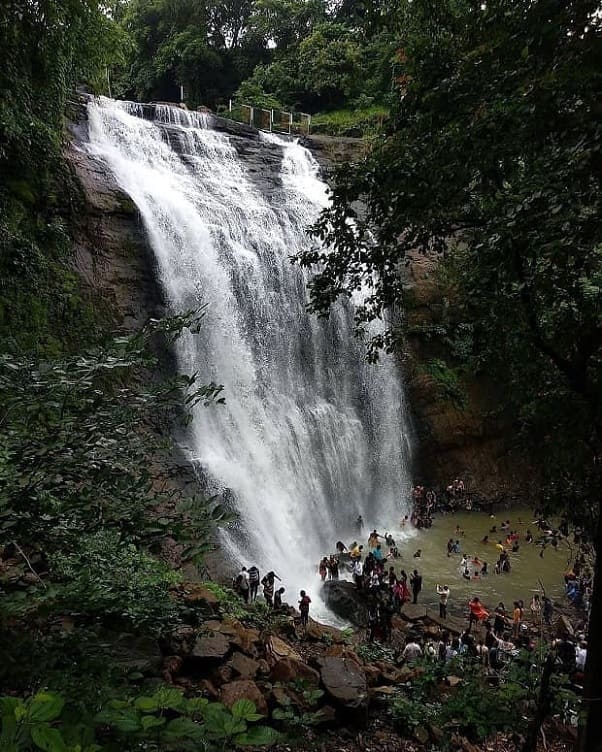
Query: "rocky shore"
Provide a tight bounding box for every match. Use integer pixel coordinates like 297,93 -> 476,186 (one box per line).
145,580 -> 579,752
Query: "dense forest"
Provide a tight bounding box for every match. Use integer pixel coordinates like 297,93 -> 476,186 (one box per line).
1,1 -> 601,751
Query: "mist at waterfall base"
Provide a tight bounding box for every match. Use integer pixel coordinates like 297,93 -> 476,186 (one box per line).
86,98 -> 412,618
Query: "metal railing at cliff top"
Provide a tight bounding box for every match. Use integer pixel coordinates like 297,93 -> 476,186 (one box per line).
223,100 -> 311,135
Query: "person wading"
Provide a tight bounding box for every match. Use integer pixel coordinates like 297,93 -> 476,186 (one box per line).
436,584 -> 450,619
410,569 -> 422,604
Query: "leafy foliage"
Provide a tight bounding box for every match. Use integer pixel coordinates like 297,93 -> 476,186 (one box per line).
0,0 -> 125,353
0,690 -> 281,751
0,314 -> 225,698
297,0 -> 601,502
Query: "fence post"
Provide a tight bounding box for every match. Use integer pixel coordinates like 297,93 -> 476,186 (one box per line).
249,107 -> 254,126
289,111 -> 292,135
307,114 -> 311,135
270,110 -> 274,132
229,99 -> 232,113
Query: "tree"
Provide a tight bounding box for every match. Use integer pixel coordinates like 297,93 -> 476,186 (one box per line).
0,0 -> 125,353
0,313 -> 226,698
298,22 -> 366,109
296,1 -> 601,745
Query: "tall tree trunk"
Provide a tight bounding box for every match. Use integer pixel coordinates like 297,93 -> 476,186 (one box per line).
581,503 -> 602,752
523,652 -> 555,752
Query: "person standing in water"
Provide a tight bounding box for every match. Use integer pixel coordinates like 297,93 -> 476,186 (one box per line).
410,569 -> 422,604
436,585 -> 450,619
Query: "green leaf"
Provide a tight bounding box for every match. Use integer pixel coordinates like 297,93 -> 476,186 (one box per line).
271,708 -> 292,720
134,696 -> 159,713
28,693 -> 65,723
162,717 -> 205,742
235,725 -> 282,747
31,725 -> 68,752
186,697 -> 209,715
222,717 -> 247,737
231,699 -> 262,721
0,697 -> 22,718
140,715 -> 166,730
155,688 -> 185,711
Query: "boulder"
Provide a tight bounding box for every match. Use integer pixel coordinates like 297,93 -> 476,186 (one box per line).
398,603 -> 427,622
228,652 -> 260,680
164,625 -> 196,656
305,619 -> 346,643
319,656 -> 368,711
192,630 -> 230,660
220,619 -> 261,656
556,614 -> 575,638
220,680 -> 268,716
322,581 -> 369,626
271,636 -> 302,661
270,657 -> 321,687
199,679 -> 219,700
108,634 -> 162,675
211,664 -> 235,686
364,664 -> 382,687
182,584 -> 219,607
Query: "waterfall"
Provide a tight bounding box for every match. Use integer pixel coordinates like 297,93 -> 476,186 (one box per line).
85,98 -> 412,615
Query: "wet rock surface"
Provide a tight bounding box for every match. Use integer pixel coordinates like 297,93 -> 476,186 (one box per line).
322,580 -> 369,626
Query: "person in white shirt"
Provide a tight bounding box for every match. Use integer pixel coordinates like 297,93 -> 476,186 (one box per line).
402,638 -> 422,664
436,584 -> 450,619
576,642 -> 587,672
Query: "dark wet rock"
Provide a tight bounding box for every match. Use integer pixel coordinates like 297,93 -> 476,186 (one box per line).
220,679 -> 268,715
319,656 -> 368,712
163,625 -> 196,656
270,657 -> 320,687
322,580 -> 369,626
192,630 -> 230,660
108,634 -> 162,675
305,618 -> 347,643
228,652 -> 261,679
211,664 -> 235,686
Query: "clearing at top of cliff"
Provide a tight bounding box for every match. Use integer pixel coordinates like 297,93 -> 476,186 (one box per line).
83,97 -> 413,619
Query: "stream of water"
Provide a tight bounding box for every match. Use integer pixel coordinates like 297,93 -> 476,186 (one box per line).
85,98 -> 413,615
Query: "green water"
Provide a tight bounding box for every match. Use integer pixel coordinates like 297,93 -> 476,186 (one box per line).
390,510 -> 568,616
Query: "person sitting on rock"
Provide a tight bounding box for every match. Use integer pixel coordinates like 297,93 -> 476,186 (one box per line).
413,549 -> 422,558
336,540 -> 347,554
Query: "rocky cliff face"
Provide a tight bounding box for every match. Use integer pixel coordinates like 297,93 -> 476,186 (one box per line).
68,113 -> 163,333
66,100 -> 533,507
403,250 -> 536,503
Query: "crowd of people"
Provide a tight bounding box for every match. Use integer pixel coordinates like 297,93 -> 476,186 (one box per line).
232,479 -> 592,685
233,565 -> 313,629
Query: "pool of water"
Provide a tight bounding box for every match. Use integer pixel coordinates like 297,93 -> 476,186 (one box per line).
374,510 -> 568,616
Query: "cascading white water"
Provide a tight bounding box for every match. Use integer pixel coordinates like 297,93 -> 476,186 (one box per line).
85,97 -> 412,614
